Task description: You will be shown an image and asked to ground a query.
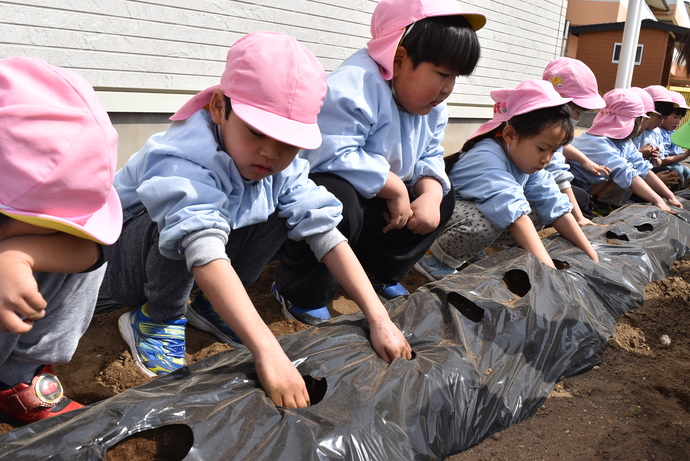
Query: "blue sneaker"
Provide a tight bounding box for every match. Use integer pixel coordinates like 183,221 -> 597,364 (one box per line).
186,291 -> 244,348
271,282 -> 331,325
414,253 -> 457,281
370,278 -> 409,302
118,303 -> 187,377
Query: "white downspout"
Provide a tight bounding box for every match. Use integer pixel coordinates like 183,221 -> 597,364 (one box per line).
615,0 -> 644,88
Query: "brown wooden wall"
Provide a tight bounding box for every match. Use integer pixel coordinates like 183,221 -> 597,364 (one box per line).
573,28 -> 672,94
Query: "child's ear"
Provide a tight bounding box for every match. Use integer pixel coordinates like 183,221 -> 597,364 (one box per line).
392,46 -> 408,77
502,124 -> 518,145
209,89 -> 226,124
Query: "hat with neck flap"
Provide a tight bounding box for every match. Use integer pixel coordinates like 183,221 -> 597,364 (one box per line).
367,0 -> 486,81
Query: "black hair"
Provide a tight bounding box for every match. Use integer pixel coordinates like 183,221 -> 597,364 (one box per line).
445,104 -> 574,173
672,107 -> 687,118
223,95 -> 233,120
655,101 -> 675,118
0,213 -> 10,229
400,15 -> 481,76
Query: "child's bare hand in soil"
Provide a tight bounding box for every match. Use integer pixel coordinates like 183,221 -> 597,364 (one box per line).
576,216 -> 603,227
368,316 -> 412,363
255,353 -> 310,408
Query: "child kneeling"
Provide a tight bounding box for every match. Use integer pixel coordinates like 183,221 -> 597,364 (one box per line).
0,57 -> 122,423
415,80 -> 599,281
103,32 -> 411,409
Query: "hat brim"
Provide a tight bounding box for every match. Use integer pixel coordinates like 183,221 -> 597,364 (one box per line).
0,186 -> 123,245
672,121 -> 690,149
467,120 -> 502,141
571,94 -> 606,110
468,96 -> 573,141
233,102 -> 322,150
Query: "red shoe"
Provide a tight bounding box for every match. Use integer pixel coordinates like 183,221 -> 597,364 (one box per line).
0,365 -> 83,424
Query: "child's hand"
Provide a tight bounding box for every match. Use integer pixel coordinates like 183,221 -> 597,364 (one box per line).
668,195 -> 683,209
576,216 -> 603,227
0,253 -> 47,333
656,170 -> 680,188
255,352 -> 310,408
582,159 -> 611,176
383,195 -> 413,233
639,143 -> 656,159
368,316 -> 412,362
651,198 -> 673,213
407,194 -> 441,235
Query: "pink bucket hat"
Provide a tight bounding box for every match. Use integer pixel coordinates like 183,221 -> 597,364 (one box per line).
669,90 -> 690,110
643,85 -> 675,103
0,56 -> 122,245
588,89 -> 648,139
629,87 -> 659,115
171,31 -> 327,150
542,57 -> 605,110
468,80 -> 572,140
367,0 -> 486,81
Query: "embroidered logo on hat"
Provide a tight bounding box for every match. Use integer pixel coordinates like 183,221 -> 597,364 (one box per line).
469,80 -> 572,141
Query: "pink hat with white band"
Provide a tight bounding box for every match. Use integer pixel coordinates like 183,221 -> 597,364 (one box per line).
468,80 -> 572,140
588,89 -> 648,139
367,0 -> 486,81
542,57 -> 605,110
629,87 -> 659,115
0,56 -> 122,245
171,32 -> 327,150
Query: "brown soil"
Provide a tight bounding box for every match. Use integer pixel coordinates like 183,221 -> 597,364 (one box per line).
1,254 -> 689,461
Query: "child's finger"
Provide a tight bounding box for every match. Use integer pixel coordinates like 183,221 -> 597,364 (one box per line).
0,310 -> 35,334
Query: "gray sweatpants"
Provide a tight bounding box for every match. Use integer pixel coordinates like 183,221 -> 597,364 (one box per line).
431,200 -> 542,268
103,211 -> 287,322
0,266 -> 105,387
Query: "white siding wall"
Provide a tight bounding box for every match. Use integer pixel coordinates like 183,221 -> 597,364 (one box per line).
1,0 -> 567,118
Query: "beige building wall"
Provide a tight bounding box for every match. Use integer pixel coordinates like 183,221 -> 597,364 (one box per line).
2,0 -> 569,163
566,0 -> 627,25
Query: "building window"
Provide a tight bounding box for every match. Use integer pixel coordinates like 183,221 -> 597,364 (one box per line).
612,43 -> 644,65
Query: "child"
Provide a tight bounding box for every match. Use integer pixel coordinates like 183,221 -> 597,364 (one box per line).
0,57 -> 122,423
654,90 -> 690,189
414,80 -> 598,281
541,57 -> 610,226
102,32 -> 411,409
273,0 -> 485,307
629,87 -> 680,189
569,89 -> 682,212
635,86 -> 676,162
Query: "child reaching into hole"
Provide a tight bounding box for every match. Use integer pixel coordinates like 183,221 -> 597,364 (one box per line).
103,32 -> 411,409
414,80 -> 598,281
568,88 -> 682,214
